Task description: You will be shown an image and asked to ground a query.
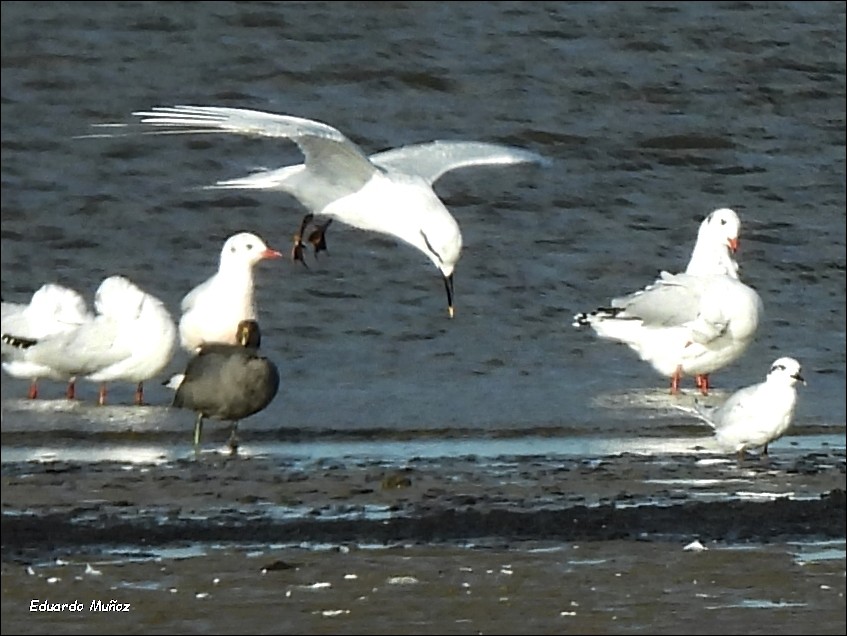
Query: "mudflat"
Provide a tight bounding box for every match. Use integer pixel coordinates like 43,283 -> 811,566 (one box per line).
2,444 -> 844,634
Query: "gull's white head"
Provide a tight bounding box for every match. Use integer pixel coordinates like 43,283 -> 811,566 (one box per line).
766,356 -> 805,386
29,284 -> 91,327
219,232 -> 283,270
699,207 -> 740,252
94,275 -> 146,318
686,207 -> 741,277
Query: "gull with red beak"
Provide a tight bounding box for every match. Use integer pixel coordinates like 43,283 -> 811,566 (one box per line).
179,232 -> 282,352
574,207 -> 761,395
683,207 -> 741,278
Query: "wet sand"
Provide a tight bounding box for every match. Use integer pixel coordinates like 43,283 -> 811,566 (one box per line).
2,443 -> 845,634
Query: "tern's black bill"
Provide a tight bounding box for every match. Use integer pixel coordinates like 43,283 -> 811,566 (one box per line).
443,273 -> 454,319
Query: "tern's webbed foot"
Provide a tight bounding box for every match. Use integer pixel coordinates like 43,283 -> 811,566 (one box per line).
308,219 -> 332,257
292,213 -> 317,267
291,239 -> 309,268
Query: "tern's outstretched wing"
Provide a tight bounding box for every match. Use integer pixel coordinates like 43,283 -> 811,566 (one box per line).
370,140 -> 549,185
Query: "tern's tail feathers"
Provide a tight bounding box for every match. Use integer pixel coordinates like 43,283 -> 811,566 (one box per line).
672,399 -> 718,430
691,399 -> 718,429
212,164 -> 303,190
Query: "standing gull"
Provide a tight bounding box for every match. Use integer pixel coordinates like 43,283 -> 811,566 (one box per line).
171,319 -> 280,452
2,276 -> 177,405
2,283 -> 94,399
679,357 -> 805,459
179,231 -> 282,352
122,105 -> 548,318
83,275 -> 177,405
573,208 -> 760,395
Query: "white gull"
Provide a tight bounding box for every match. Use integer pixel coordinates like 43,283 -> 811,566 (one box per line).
3,276 -> 177,405
179,231 -> 282,352
573,208 -> 761,394
2,283 -> 94,399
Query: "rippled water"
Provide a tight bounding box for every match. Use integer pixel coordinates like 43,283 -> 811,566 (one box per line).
2,2 -> 845,634
2,0 -> 844,436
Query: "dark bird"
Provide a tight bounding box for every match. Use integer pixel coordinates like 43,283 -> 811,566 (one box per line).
170,319 -> 279,452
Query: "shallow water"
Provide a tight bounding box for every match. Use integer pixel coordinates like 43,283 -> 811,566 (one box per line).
1,1 -> 846,634
2,1 -> 845,433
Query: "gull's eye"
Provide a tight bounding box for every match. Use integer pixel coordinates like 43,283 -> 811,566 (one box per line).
246,243 -> 254,251
720,218 -> 727,225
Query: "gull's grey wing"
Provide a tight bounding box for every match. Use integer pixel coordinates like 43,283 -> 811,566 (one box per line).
26,318 -> 130,377
610,273 -> 705,327
369,140 -> 549,184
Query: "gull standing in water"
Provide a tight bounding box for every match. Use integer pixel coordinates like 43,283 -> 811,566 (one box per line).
678,357 -> 805,459
573,208 -> 761,395
179,231 -> 282,352
120,105 -> 548,318
170,319 -> 280,452
2,283 -> 94,399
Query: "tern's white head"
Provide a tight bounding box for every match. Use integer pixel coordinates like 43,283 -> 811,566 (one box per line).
413,204 -> 462,319
766,357 -> 805,387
